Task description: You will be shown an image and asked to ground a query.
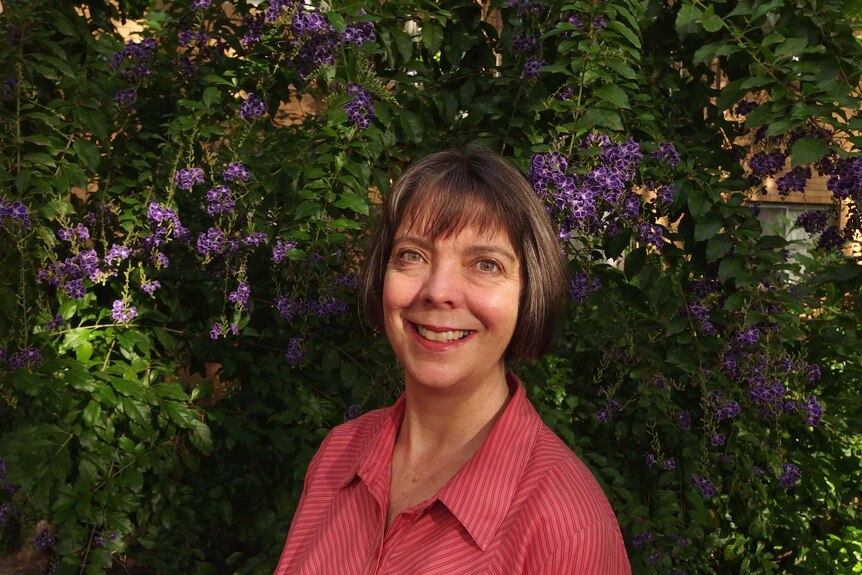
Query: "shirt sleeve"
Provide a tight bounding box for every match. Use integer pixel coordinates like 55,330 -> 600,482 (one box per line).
528,519 -> 632,575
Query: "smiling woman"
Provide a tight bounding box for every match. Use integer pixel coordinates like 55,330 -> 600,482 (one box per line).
273,149 -> 631,574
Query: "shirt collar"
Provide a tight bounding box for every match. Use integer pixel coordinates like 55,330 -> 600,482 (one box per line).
436,372 -> 542,550
337,372 -> 542,551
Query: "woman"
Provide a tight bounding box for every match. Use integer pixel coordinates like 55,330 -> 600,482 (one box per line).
274,149 -> 631,574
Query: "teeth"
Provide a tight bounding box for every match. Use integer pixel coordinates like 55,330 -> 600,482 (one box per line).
416,325 -> 472,342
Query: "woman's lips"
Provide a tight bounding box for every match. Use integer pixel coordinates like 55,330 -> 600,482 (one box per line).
408,322 -> 476,350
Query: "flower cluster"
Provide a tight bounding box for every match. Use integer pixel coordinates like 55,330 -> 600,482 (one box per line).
0,198 -> 32,229
691,474 -> 716,498
272,239 -> 298,263
775,166 -> 811,198
175,167 -> 205,190
778,463 -> 801,488
344,83 -> 374,129
507,0 -> 542,17
32,527 -> 57,550
57,223 -> 90,242
521,56 -> 544,80
274,294 -> 349,321
341,21 -> 376,45
530,135 -> 674,243
196,227 -> 227,256
111,300 -> 137,323
653,142 -> 681,168
569,273 -> 600,303
285,337 -> 304,365
223,162 -> 251,182
512,32 -> 540,53
2,347 -> 43,370
228,283 -> 251,310
240,92 -> 267,120
206,185 -> 235,215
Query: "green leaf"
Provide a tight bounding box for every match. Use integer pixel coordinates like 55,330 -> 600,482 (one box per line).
577,108 -> 623,131
399,109 -> 424,143
392,29 -> 413,62
706,234 -> 732,262
694,213 -> 723,241
294,200 -> 320,220
73,139 -> 100,172
676,4 -> 702,32
202,86 -> 220,108
333,192 -> 368,215
700,6 -> 724,32
790,137 -> 828,166
775,37 -> 808,62
76,341 -> 94,363
422,24 -> 443,55
82,400 -> 102,428
111,378 -> 145,400
624,247 -> 646,278
594,84 -> 630,109
608,21 -> 641,49
718,256 -> 742,282
189,419 -> 213,454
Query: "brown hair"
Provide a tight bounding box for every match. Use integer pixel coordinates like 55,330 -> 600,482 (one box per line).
359,148 -> 566,360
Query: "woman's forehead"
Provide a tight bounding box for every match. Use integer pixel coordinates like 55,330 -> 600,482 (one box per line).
396,189 -> 514,244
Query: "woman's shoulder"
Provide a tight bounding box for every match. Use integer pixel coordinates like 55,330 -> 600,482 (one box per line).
516,424 -> 621,531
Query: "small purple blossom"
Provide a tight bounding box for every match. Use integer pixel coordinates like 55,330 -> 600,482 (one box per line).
196,227 -> 227,256
344,83 -> 375,129
344,404 -> 361,421
32,528 -> 56,550
174,167 -> 205,190
240,92 -> 267,120
210,322 -> 223,339
595,408 -> 611,422
223,162 -> 251,182
735,326 -> 761,346
111,300 -> 137,323
569,273 -> 600,303
0,199 -> 33,228
638,223 -> 664,250
521,56 -> 544,80
691,474 -> 716,498
104,244 -> 131,266
591,16 -> 607,30
47,313 -> 64,330
228,283 -> 251,310
141,280 -> 161,295
115,89 -> 136,108
272,239 -> 297,263
192,0 -> 211,9
804,395 -> 823,427
678,411 -> 692,430
779,463 -> 801,488
57,223 -> 90,242
206,184 -> 235,215
242,231 -> 268,247
285,337 -> 304,365
653,142 -> 681,168
711,433 -> 726,447
8,348 -> 43,370
663,457 -> 676,470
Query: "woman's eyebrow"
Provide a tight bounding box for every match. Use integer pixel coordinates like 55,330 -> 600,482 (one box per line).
464,245 -> 518,263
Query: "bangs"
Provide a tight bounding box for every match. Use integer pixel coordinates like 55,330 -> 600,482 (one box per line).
394,183 -> 514,245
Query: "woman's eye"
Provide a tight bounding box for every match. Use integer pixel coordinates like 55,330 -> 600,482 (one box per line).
398,250 -> 422,263
476,260 -> 500,273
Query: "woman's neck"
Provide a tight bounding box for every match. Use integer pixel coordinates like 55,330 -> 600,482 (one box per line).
397,368 -> 511,457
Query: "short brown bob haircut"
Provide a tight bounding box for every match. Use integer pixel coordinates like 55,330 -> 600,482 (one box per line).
359,148 -> 566,360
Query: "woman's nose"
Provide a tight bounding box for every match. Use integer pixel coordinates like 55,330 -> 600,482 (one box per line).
419,261 -> 462,307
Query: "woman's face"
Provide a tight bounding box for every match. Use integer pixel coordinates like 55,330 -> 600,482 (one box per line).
382,217 -> 521,394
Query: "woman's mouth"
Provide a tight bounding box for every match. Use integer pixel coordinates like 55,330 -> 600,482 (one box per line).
414,323 -> 473,342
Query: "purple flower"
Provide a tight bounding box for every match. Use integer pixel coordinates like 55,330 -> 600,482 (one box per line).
711,433 -> 726,447
272,239 -> 297,263
47,313 -> 64,330
206,184 -> 235,215
657,184 -> 676,206
344,404 -> 361,421
691,474 -> 716,498
228,283 -> 251,310
242,231 -> 268,247
803,395 -> 823,427
104,244 -> 131,266
8,348 -> 43,370
64,278 -> 86,300
512,32 -> 540,53
240,92 -> 267,120
521,56 -> 544,80
565,12 -> 585,32
591,16 -> 607,30
0,199 -> 33,228
569,273 -> 600,303
341,21 -> 376,46
115,89 -> 136,109
678,411 -> 692,430
196,227 -> 227,256
32,528 -> 56,550
638,223 -> 664,250
663,457 -> 676,470
57,223 -> 90,242
210,322 -> 223,340
735,326 -> 761,346
344,83 -> 375,129
223,162 -> 251,182
111,300 -> 137,323
776,166 -> 811,198
174,167 -> 205,190
192,0 -> 211,9
779,463 -> 801,488
646,453 -> 656,466
805,363 -> 821,384
595,408 -> 611,422
285,337 -> 304,365
141,280 -> 161,295
653,142 -> 681,168
735,100 -> 758,117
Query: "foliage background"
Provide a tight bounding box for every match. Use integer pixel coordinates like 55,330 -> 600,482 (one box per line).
1,0 -> 861,573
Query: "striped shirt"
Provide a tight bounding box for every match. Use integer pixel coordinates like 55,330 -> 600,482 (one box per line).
274,372 -> 631,574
